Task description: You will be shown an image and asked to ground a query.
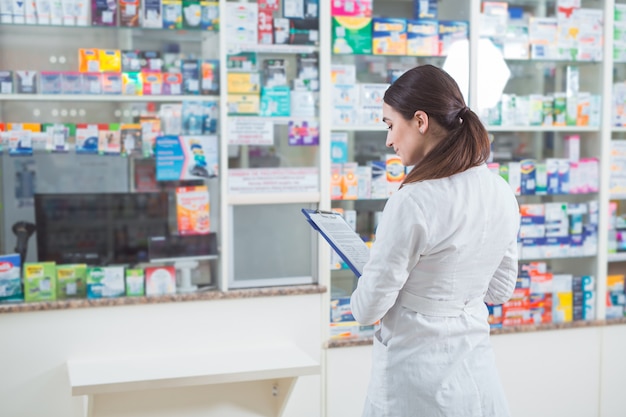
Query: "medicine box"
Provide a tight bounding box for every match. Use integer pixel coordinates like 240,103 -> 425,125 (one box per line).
16,70 -> 38,94
181,59 -> 200,95
145,265 -> 177,296
23,262 -> 57,302
372,17 -> 407,55
227,94 -> 260,115
438,20 -> 469,56
125,268 -> 145,296
56,264 -> 87,299
407,19 -> 439,56
87,266 -> 125,298
332,16 -> 373,55
0,71 -> 13,94
331,0 -> 372,17
0,254 -> 23,303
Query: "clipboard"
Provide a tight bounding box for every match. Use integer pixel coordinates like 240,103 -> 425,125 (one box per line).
301,208 -> 370,277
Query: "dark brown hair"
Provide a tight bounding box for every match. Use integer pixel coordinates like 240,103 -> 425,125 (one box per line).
383,64 -> 490,186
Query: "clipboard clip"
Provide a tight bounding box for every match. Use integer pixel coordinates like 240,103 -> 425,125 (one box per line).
315,209 -> 339,218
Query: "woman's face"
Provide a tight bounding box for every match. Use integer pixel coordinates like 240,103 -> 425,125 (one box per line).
382,102 -> 426,167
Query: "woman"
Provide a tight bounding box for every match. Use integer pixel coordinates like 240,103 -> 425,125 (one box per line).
351,64 -> 520,417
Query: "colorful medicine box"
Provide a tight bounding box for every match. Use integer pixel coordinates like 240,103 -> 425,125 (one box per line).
99,49 -> 122,72
181,59 -> 200,94
125,268 -> 145,296
332,17 -> 373,55
101,73 -> 123,94
438,20 -> 469,56
227,94 -> 260,115
0,71 -> 13,94
86,266 -> 125,298
23,262 -> 57,302
407,19 -> 439,56
142,72 -> 163,95
82,73 -> 102,94
260,86 -> 291,117
414,0 -> 437,19
162,73 -> 183,95
40,71 -> 62,94
56,264 -> 87,299
331,0 -> 372,17
372,17 -> 407,55
145,265 -> 177,296
122,72 -> 143,95
79,48 -> 101,72
0,254 -> 23,303
201,59 -> 220,95
227,72 -> 260,94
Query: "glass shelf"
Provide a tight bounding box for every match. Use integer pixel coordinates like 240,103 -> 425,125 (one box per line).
0,94 -> 219,102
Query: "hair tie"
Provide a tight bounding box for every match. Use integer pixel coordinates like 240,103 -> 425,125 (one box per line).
456,106 -> 470,123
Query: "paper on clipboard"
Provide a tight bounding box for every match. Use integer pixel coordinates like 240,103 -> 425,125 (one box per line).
301,208 -> 370,277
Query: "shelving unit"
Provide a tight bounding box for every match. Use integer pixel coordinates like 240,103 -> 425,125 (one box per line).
4,1 -> 626,416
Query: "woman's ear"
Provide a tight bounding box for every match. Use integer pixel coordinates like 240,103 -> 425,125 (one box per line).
413,110 -> 429,134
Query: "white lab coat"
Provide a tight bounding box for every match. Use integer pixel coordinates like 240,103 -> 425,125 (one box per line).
351,164 -> 520,417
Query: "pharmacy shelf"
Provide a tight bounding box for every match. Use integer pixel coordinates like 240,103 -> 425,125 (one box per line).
519,254 -> 596,262
331,198 -> 388,203
227,44 -> 319,55
229,116 -> 319,125
227,192 -> 320,206
487,125 -> 600,132
608,253 -> 626,263
0,94 -> 220,102
331,125 -> 386,132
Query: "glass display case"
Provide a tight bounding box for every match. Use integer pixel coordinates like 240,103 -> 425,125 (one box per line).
0,7 -> 222,298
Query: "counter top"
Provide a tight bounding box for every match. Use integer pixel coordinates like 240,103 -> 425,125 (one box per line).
325,317 -> 626,349
0,284 -> 327,314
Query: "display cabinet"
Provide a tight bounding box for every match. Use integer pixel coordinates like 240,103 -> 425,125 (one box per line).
219,0 -> 323,289
322,0 -> 626,340
325,0 -> 471,339
0,0 -> 328,296
608,0 -> 626,301
0,9 -> 223,296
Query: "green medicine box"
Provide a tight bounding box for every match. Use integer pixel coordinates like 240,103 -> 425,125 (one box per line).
125,268 -> 145,297
23,262 -> 57,303
56,264 -> 87,300
332,17 -> 372,55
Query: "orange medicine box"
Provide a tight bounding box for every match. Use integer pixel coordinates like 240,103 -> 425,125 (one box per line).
78,48 -> 100,72
142,72 -> 163,95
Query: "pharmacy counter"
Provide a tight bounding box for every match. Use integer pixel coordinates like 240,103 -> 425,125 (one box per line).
325,318 -> 626,348
0,284 -> 326,314
0,284 -> 327,417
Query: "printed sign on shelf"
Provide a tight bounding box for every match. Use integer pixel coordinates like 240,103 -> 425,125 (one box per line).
228,167 -> 319,194
227,117 -> 274,145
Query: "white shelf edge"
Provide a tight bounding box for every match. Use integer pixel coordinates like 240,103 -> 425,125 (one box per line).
331,125 -> 386,132
228,44 -> 319,54
229,116 -> 319,125
611,127 -> 626,133
519,254 -> 597,262
608,253 -> 626,263
487,125 -> 600,132
228,192 -> 320,206
0,94 -> 220,102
